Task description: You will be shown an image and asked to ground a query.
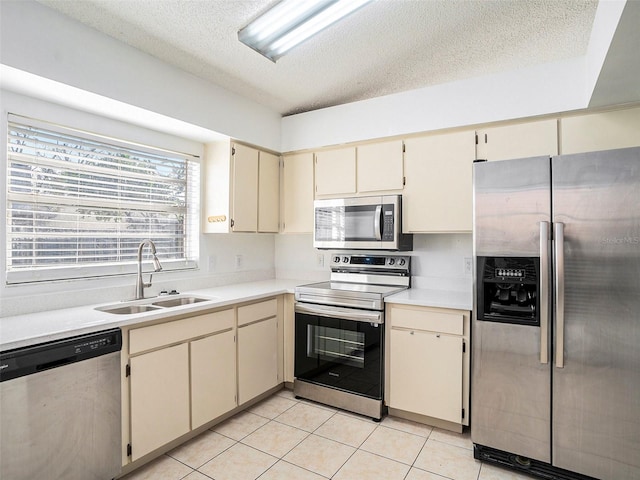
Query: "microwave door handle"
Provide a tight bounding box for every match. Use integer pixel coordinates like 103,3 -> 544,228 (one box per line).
374,205 -> 382,240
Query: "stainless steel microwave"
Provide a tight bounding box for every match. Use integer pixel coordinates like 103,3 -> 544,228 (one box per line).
313,195 -> 413,251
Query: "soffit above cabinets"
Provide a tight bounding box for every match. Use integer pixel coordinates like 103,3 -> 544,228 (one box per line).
37,0 -> 598,116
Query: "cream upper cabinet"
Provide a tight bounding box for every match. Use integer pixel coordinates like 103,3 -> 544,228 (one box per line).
476,118 -> 558,161
282,152 -> 314,233
560,107 -> 640,154
203,141 -> 280,233
231,143 -> 259,232
258,151 -> 280,232
315,146 -> 356,196
386,304 -> 470,431
357,140 -> 404,193
403,130 -> 475,233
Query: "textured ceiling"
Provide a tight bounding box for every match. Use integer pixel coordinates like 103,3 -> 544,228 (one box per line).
37,0 -> 598,116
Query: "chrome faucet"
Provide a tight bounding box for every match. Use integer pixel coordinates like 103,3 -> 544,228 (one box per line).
135,239 -> 163,300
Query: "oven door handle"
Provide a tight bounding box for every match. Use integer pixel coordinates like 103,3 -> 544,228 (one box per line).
295,303 -> 383,325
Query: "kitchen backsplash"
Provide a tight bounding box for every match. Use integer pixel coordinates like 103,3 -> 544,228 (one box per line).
274,233 -> 473,291
0,233 -> 472,317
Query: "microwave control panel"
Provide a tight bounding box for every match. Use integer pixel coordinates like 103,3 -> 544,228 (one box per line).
382,205 -> 394,241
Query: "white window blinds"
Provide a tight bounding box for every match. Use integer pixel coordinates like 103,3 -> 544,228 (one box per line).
6,115 -> 199,284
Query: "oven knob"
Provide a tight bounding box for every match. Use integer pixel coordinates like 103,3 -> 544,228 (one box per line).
342,256 -> 349,263
333,256 -> 341,263
388,258 -> 395,265
398,258 -> 406,266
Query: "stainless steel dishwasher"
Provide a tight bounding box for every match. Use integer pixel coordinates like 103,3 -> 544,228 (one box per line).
1,328 -> 122,480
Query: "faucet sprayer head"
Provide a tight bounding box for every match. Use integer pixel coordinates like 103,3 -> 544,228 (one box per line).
152,254 -> 163,272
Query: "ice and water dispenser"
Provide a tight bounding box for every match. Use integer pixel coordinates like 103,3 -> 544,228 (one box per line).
477,257 -> 540,326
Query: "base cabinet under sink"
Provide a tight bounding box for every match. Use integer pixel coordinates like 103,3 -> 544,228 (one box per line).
121,296 -> 283,468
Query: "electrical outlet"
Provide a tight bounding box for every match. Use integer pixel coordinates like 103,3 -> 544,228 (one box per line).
316,253 -> 325,267
235,254 -> 243,270
208,255 -> 216,272
464,257 -> 472,275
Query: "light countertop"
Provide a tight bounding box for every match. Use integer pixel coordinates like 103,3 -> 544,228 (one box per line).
0,279 -> 302,351
1,279 -> 472,352
385,288 -> 472,311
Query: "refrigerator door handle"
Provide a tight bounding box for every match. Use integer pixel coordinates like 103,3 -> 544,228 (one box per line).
554,222 -> 565,368
539,221 -> 550,364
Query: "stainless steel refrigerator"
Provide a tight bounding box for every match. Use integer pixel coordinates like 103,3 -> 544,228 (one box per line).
471,147 -> 640,480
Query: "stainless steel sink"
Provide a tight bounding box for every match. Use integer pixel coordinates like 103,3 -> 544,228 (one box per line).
97,304 -> 162,315
151,297 -> 209,308
96,295 -> 213,314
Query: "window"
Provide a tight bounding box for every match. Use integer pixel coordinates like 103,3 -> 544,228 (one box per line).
6,114 -> 199,284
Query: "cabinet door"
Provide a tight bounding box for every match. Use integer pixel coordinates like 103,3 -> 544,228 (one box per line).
258,151 -> 280,232
191,330 -> 237,429
315,147 -> 356,196
130,343 -> 190,461
403,130 -> 475,232
282,153 -> 314,233
238,316 -> 278,404
560,107 -> 640,154
283,294 -> 295,383
232,143 -> 259,232
476,118 -> 558,161
357,140 -> 404,193
390,329 -> 463,424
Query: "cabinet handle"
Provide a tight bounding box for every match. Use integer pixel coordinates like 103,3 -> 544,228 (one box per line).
410,331 -> 414,335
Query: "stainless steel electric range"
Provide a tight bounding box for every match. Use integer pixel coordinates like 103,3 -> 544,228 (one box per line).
294,253 -> 410,420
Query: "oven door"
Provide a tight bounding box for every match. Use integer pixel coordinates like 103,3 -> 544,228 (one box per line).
294,302 -> 384,400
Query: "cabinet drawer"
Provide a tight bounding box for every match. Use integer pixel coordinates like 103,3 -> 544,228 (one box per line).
237,298 -> 277,327
130,309 -> 234,355
391,307 -> 463,335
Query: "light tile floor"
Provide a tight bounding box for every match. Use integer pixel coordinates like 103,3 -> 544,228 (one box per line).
121,389 -> 534,480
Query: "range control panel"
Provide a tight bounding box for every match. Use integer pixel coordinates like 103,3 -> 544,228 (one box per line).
330,253 -> 411,274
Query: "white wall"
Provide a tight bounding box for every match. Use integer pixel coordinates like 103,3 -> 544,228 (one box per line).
0,0 -> 281,151
281,57 -> 587,152
275,233 -> 472,292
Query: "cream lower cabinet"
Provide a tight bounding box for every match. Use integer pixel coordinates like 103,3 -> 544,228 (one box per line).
191,329 -> 237,429
283,293 -> 295,384
237,298 -> 280,404
386,303 -> 470,432
126,308 -> 236,462
130,343 -> 190,462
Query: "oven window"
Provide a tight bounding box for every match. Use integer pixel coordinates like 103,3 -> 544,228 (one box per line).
308,325 -> 364,368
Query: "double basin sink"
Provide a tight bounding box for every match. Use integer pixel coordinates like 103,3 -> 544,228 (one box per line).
96,295 -> 213,315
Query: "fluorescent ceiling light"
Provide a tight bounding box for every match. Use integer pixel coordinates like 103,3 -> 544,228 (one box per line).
238,0 -> 372,62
